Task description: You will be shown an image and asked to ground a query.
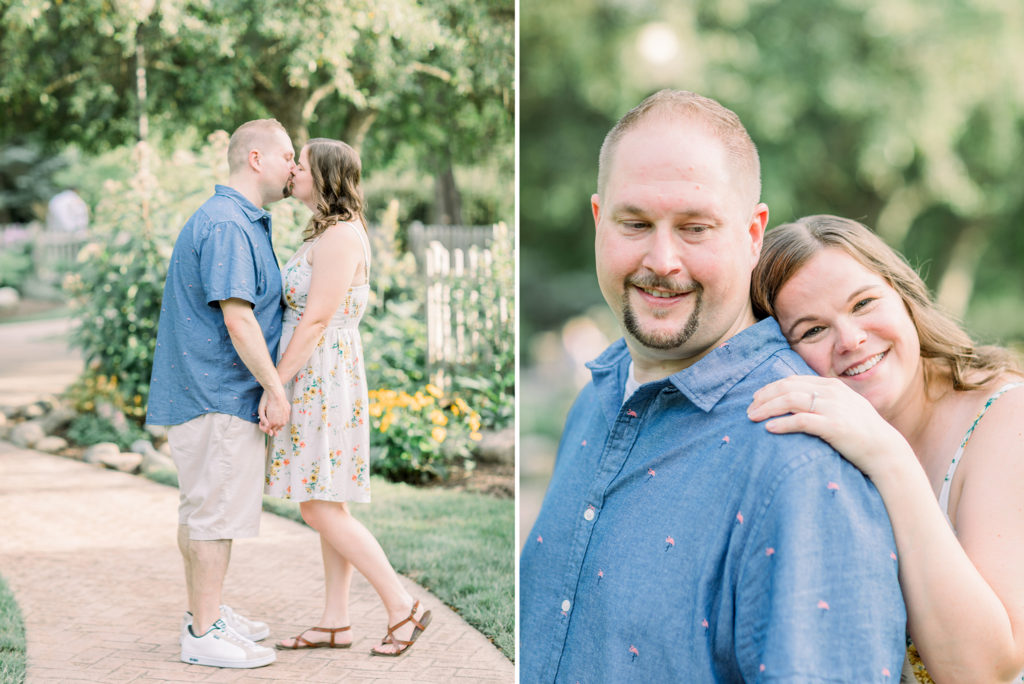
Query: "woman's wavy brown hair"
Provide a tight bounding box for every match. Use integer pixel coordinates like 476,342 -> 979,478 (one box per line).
301,138 -> 365,242
751,214 -> 1021,392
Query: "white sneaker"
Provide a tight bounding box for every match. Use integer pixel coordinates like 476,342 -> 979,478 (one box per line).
181,605 -> 270,643
180,618 -> 275,668
220,604 -> 271,642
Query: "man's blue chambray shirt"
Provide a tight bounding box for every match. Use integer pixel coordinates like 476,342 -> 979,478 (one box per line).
146,185 -> 283,427
520,318 -> 906,683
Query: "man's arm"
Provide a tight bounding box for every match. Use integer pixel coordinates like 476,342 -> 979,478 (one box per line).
734,451 -> 906,681
220,298 -> 288,435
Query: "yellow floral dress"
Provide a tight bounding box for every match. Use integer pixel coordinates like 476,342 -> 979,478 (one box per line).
265,222 -> 371,502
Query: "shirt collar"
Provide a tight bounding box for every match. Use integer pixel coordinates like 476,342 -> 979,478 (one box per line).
214,184 -> 272,225
586,317 -> 791,418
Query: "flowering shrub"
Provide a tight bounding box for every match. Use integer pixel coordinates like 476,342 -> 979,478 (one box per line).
446,222 -> 515,428
0,229 -> 33,292
368,383 -> 483,482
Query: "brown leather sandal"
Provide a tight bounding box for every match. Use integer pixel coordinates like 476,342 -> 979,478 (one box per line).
276,625 -> 352,650
369,600 -> 432,657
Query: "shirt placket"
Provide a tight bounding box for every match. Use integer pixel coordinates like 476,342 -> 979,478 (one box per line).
546,390 -> 653,680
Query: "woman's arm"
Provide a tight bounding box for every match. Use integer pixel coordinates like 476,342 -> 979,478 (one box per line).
749,378 -> 1024,683
905,387 -> 1024,682
276,224 -> 363,384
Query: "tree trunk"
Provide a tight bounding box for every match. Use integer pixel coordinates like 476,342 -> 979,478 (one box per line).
935,221 -> 988,320
342,108 -> 378,153
135,26 -> 152,235
432,148 -> 463,225
255,82 -> 308,147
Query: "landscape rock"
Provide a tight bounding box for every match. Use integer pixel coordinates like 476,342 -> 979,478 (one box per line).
100,451 -> 143,474
131,438 -> 176,473
473,427 -> 515,465
22,404 -> 45,419
35,436 -> 69,453
143,449 -> 176,473
145,424 -> 168,441
39,404 -> 77,434
9,421 -> 45,448
0,286 -> 19,310
35,396 -> 58,413
83,442 -> 120,464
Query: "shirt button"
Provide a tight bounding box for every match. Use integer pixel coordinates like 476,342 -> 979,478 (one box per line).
583,508 -> 595,521
561,599 -> 571,612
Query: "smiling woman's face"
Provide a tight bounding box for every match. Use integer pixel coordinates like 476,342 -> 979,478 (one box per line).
773,247 -> 924,420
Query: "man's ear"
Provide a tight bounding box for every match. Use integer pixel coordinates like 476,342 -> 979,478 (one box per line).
591,193 -> 602,230
749,202 -> 769,263
248,148 -> 262,172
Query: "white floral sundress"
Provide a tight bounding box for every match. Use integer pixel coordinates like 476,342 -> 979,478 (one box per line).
265,221 -> 372,502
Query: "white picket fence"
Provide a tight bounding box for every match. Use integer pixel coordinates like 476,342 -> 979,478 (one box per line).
408,221 -> 495,272
0,222 -> 88,290
33,229 -> 89,284
424,235 -> 511,386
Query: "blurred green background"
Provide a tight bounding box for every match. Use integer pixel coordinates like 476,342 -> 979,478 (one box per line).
0,0 -> 513,229
519,0 -> 1024,545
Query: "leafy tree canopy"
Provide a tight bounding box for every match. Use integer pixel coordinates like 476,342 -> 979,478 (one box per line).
521,0 -> 1024,345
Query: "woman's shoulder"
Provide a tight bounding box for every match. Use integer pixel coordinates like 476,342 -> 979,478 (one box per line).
971,375 -> 1024,425
314,220 -> 365,249
954,375 -> 1024,465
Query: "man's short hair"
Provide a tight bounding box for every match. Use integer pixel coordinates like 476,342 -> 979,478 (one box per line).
227,119 -> 289,173
596,90 -> 761,208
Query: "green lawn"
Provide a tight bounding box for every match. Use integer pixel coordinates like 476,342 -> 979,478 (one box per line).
148,469 -> 514,660
0,574 -> 26,684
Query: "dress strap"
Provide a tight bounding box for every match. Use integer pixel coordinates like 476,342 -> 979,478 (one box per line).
296,234 -> 324,265
937,382 -> 1024,518
305,222 -> 371,280
340,220 -> 371,280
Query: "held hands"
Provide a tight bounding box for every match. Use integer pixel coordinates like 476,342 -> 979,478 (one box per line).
747,375 -> 914,480
258,388 -> 290,436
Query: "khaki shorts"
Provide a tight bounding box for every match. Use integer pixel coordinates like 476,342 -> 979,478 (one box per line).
168,413 -> 266,541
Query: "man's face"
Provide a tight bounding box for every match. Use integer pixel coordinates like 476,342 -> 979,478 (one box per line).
259,130 -> 297,204
592,117 -> 768,371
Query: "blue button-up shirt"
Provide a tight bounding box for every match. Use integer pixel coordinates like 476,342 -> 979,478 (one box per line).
146,185 -> 283,426
520,318 -> 905,682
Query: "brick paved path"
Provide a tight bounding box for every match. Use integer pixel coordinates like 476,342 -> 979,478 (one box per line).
0,442 -> 513,683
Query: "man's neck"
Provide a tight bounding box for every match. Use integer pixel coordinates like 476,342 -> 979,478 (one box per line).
629,353 -> 701,385
626,313 -> 758,384
225,174 -> 265,209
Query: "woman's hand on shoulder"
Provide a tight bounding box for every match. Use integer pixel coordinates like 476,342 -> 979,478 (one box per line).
747,375 -> 913,479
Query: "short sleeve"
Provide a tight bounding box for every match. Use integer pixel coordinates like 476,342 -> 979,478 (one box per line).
734,453 -> 906,681
198,221 -> 258,307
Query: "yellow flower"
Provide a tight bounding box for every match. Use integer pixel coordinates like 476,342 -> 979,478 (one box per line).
425,383 -> 443,398
380,413 -> 394,433
430,409 -> 448,426
470,431 -> 483,442
431,426 -> 447,443
469,414 -> 482,432
451,404 -> 461,416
